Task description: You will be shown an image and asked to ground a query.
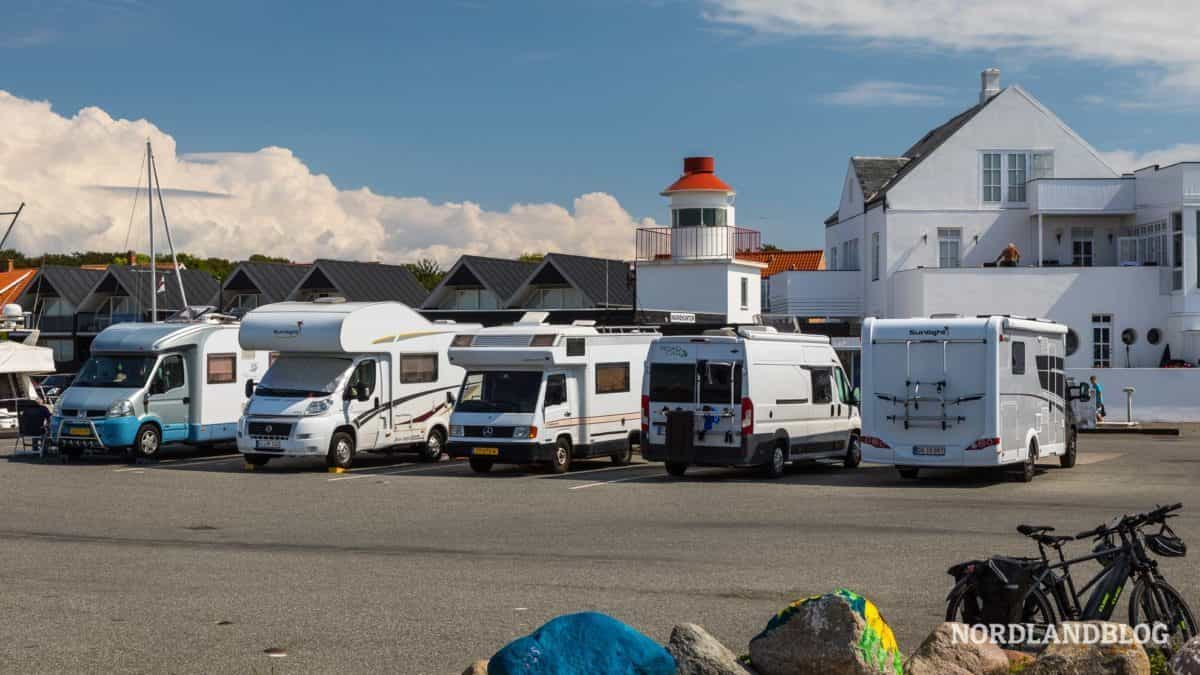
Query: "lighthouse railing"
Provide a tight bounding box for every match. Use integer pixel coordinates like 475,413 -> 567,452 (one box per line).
635,226 -> 761,261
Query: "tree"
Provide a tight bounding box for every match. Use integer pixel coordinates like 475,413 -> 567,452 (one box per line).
248,254 -> 293,264
518,252 -> 544,262
760,243 -> 782,252
405,258 -> 445,290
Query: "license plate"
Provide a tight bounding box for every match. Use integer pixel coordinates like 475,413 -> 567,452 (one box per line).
68,426 -> 92,437
256,439 -> 282,450
913,445 -> 946,456
473,447 -> 499,456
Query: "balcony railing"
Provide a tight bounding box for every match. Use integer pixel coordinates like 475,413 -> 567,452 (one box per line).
1029,178 -> 1135,215
635,226 -> 761,262
77,312 -> 142,333
30,315 -> 75,333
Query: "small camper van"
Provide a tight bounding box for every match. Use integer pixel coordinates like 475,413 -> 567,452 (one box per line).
860,316 -> 1078,482
641,327 -> 862,478
51,318 -> 269,458
237,301 -> 477,469
445,313 -> 658,474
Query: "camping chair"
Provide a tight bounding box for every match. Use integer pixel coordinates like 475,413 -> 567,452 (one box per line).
14,400 -> 51,458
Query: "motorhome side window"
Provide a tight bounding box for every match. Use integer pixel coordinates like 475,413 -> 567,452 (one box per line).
595,363 -> 629,394
1011,341 -> 1026,375
400,354 -> 438,384
207,354 -> 236,384
154,355 -> 185,393
834,368 -> 853,403
649,364 -> 695,403
809,368 -> 834,405
348,360 -> 376,397
545,374 -> 567,406
699,362 -> 742,404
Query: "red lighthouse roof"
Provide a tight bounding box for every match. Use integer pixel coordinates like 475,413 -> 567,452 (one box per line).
661,156 -> 734,195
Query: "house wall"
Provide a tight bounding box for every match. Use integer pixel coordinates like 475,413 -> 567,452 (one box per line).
1066,368 -> 1200,423
768,271 -> 863,317
837,161 -> 865,223
636,261 -> 761,324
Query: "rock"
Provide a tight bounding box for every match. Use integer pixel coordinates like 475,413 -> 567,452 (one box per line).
1172,636 -> 1200,675
666,623 -> 754,675
488,612 -> 675,675
903,622 -> 1008,675
1003,649 -> 1036,670
1025,622 -> 1149,675
461,660 -> 488,675
748,589 -> 903,675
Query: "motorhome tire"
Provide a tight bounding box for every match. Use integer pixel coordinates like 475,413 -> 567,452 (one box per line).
244,454 -> 271,467
611,436 -> 634,466
421,428 -> 446,462
548,438 -> 572,474
844,434 -> 862,469
897,466 -> 919,479
469,457 -> 493,473
327,432 -> 355,469
665,461 -> 688,477
132,424 -> 161,460
1061,430 -> 1077,468
763,444 -> 786,479
1013,441 -> 1037,483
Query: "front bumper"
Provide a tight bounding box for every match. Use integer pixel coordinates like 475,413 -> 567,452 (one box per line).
238,416 -> 328,457
446,440 -> 551,464
50,415 -> 142,451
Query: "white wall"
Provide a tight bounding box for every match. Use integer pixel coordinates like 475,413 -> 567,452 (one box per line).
769,271 -> 863,317
1067,368 -> 1200,423
636,260 -> 762,323
837,161 -> 865,223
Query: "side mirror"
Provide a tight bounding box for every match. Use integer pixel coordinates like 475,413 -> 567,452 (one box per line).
245,379 -> 255,398
446,391 -> 455,405
356,386 -> 370,403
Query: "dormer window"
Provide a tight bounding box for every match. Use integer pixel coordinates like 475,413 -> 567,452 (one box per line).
672,207 -> 727,227
982,151 -> 1049,205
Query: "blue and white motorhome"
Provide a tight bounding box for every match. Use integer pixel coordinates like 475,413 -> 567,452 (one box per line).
51,317 -> 270,458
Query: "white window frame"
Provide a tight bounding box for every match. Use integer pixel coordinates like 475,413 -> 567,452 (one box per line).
981,151 -> 1037,206
871,232 -> 880,281
982,153 -> 1002,203
1091,313 -> 1112,368
1072,227 -> 1095,267
938,228 -> 962,268
1172,213 -> 1184,292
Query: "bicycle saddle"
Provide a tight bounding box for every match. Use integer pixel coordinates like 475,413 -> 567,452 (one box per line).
1017,524 -> 1054,536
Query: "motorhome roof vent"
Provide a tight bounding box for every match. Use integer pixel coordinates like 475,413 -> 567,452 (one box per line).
930,313 -> 962,319
516,311 -> 550,325
571,320 -> 597,327
702,328 -> 738,337
738,325 -> 778,335
313,296 -> 347,304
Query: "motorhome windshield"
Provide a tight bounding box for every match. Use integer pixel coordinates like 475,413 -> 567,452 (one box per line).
699,361 -> 743,404
256,356 -> 352,398
649,363 -> 695,403
457,371 -> 542,413
74,355 -> 156,389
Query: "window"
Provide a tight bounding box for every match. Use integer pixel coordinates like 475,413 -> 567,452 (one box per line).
544,374 -> 567,407
207,353 -> 237,384
1172,213 -> 1183,291
1091,314 -> 1112,368
1032,152 -> 1054,180
153,354 -> 186,394
871,232 -> 880,281
1007,153 -> 1027,202
830,247 -> 838,271
672,208 -> 727,227
809,367 -> 833,405
228,293 -> 260,313
739,277 -> 749,309
566,338 -> 585,357
938,228 -> 962,268
649,364 -> 695,403
347,359 -> 376,397
1072,228 -> 1094,267
43,338 -> 74,363
595,362 -> 630,394
528,286 -> 581,309
1196,211 -> 1200,288
699,361 -> 742,404
843,238 -> 859,270
982,153 -> 1002,202
834,368 -> 853,404
1011,341 -> 1026,375
400,354 -> 438,383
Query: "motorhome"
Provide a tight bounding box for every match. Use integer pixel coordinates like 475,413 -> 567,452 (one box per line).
641,327 -> 862,478
0,304 -> 56,431
445,313 -> 658,474
237,300 -> 477,469
860,316 -> 1078,482
51,317 -> 269,458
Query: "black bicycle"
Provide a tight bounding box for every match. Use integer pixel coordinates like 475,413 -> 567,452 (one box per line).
946,503 -> 1196,653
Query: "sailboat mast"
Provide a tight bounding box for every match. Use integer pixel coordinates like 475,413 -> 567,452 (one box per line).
147,141 -> 157,324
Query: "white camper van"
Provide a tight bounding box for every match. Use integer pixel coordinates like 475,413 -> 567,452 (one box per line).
860,316 -> 1078,482
445,313 -> 658,474
237,301 -> 477,469
51,317 -> 269,458
641,327 -> 862,478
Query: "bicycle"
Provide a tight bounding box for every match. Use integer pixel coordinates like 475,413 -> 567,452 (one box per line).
945,503 -> 1196,654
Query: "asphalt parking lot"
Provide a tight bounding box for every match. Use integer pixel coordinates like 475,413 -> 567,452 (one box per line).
1,430 -> 1197,674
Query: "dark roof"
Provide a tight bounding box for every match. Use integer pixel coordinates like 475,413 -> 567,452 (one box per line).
301,259 -> 429,305
853,157 -> 911,201
421,255 -> 539,308
826,94 -> 996,225
20,266 -> 106,306
538,253 -> 633,308
224,261 -> 311,303
103,266 -> 221,311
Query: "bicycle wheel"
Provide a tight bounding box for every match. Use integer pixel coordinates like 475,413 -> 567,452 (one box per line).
946,582 -> 1056,646
1129,578 -> 1198,656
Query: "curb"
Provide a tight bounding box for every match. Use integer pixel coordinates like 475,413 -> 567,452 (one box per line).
1080,427 -> 1180,436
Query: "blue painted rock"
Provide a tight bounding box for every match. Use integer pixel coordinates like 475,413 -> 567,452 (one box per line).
489,612 -> 676,675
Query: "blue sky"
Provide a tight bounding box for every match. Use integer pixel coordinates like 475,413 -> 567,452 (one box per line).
4,0 -> 1199,256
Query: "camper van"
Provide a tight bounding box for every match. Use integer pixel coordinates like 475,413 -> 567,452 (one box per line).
445,313 -> 658,474
641,327 -> 862,478
51,318 -> 269,458
860,316 -> 1078,482
237,301 -> 476,469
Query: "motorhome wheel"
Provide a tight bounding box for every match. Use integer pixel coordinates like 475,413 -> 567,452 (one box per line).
549,438 -> 571,474
1014,441 -> 1037,483
844,434 -> 862,469
133,424 -> 161,460
665,461 -> 687,477
1061,431 -> 1077,469
763,444 -> 786,479
421,428 -> 446,462
468,457 -> 493,473
611,436 -> 634,466
327,432 -> 355,469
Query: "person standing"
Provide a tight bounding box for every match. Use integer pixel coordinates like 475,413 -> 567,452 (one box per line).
1090,375 -> 1105,422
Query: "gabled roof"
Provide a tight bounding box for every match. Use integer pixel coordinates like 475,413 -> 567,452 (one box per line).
97,266 -> 221,311
738,250 -> 824,277
524,253 -> 633,308
0,268 -> 37,306
293,259 -> 428,306
19,266 -> 107,306
223,261 -> 312,304
421,255 -> 539,308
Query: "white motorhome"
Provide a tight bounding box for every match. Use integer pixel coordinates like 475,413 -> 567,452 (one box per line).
237,300 -> 476,469
860,316 -> 1078,482
445,313 -> 658,474
52,317 -> 269,458
641,327 -> 862,478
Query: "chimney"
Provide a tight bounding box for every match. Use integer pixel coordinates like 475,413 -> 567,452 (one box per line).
682,156 -> 715,175
980,68 -> 1001,104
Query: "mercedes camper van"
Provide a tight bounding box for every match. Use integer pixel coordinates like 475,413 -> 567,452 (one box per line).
51,318 -> 270,459
641,326 -> 862,478
860,315 -> 1079,482
237,300 -> 477,469
445,313 -> 658,474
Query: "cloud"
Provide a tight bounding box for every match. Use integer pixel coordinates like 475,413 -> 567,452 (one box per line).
819,81 -> 947,107
704,0 -> 1200,96
1097,144 -> 1200,174
0,90 -> 654,266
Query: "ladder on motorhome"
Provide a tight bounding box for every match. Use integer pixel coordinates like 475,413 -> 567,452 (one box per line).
873,338 -> 984,431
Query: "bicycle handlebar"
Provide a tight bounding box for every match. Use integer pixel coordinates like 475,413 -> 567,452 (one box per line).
1075,503 -> 1182,540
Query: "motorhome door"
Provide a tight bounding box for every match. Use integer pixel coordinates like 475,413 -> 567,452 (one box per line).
346,359 -> 385,450
543,373 -> 572,436
147,354 -> 189,442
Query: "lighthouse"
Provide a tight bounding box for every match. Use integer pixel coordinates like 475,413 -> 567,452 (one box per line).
635,156 -> 765,326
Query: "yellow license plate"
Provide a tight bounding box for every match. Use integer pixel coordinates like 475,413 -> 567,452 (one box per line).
473,447 -> 499,456
68,427 -> 92,437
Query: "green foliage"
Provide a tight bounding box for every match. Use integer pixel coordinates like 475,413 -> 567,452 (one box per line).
0,249 -> 297,282
760,243 -> 782,252
518,252 -> 544,262
1147,648 -> 1169,675
404,258 -> 446,290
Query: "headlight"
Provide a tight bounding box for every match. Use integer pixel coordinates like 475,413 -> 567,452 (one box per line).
450,424 -> 465,437
512,426 -> 537,439
303,398 -> 334,416
107,400 -> 134,417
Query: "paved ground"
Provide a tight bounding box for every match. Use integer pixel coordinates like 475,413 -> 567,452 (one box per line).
0,430 -> 1196,674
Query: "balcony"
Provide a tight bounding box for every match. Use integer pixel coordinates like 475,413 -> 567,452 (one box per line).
635,226 -> 760,262
31,315 -> 75,333
766,270 -> 863,317
1029,178 -> 1135,215
77,312 -> 141,333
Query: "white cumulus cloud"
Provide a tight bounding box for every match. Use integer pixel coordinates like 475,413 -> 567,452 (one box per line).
0,90 -> 655,266
819,80 -> 947,107
1097,144 -> 1200,174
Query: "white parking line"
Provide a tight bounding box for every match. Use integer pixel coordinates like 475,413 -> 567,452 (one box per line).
157,455 -> 243,467
567,475 -> 655,490
553,463 -> 652,477
113,467 -> 145,473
